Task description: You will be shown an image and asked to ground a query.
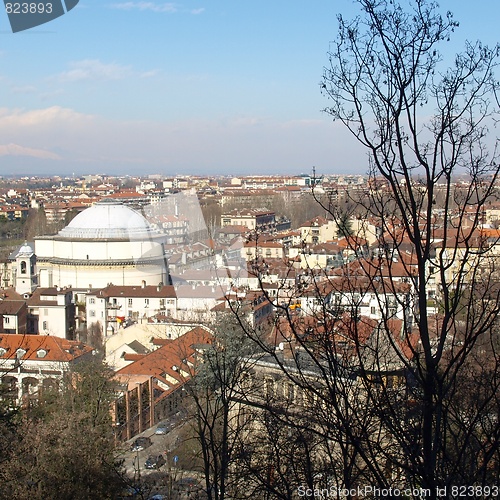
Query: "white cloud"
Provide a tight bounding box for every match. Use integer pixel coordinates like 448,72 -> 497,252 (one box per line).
55,59 -> 132,83
190,8 -> 204,15
0,143 -> 61,160
0,106 -> 92,127
110,2 -> 177,12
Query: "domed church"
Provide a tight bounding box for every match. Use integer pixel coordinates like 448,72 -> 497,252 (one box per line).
34,199 -> 170,289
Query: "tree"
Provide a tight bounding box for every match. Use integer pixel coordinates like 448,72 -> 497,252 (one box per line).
23,208 -> 47,240
0,359 -> 125,499
336,209 -> 354,238
229,1 -> 500,498
186,314 -> 261,500
320,0 -> 500,491
320,0 -> 500,493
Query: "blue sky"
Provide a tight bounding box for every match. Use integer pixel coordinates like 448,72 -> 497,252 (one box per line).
0,1 -> 498,177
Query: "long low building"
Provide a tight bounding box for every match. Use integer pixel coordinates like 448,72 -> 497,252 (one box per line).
111,326 -> 212,440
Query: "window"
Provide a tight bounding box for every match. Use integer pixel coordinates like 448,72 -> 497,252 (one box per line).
89,297 -> 95,304
145,299 -> 149,306
264,378 -> 275,399
371,306 -> 376,315
128,298 -> 133,306
4,317 -> 9,324
20,260 -> 27,274
42,321 -> 48,330
89,310 -> 95,317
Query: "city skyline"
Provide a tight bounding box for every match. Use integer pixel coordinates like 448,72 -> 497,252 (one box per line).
0,0 -> 498,176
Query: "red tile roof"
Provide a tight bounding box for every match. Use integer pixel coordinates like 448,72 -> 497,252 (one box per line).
115,327 -> 212,385
0,334 -> 93,362
90,284 -> 177,299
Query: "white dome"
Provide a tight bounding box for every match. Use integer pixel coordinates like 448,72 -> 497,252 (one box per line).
16,242 -> 34,256
58,199 -> 156,240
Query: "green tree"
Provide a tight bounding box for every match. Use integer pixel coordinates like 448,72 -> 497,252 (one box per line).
23,208 -> 47,240
336,210 -> 354,239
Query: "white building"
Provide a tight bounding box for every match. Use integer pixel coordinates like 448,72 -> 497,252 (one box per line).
27,287 -> 75,338
34,199 -> 170,290
14,242 -> 37,295
85,283 -> 177,336
300,276 -> 413,323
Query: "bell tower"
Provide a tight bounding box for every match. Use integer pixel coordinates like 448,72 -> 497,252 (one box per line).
15,242 -> 37,295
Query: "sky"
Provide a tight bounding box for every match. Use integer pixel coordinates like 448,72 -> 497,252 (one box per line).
0,0 -> 498,177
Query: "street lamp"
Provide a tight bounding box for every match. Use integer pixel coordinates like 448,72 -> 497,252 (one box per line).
133,449 -> 141,484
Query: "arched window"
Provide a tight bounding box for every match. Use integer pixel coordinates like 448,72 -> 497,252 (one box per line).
20,261 -> 27,274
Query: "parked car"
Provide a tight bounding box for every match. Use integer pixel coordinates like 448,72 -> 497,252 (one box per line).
154,421 -> 170,435
130,436 -> 152,452
145,454 -> 166,469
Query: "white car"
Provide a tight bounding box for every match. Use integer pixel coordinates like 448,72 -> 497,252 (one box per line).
154,421 -> 170,435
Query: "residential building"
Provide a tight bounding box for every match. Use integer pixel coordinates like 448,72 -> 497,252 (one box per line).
0,334 -> 93,407
85,283 -> 177,336
111,326 -> 212,440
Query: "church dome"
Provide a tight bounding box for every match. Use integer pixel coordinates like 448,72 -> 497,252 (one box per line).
57,199 -> 156,240
16,242 -> 34,256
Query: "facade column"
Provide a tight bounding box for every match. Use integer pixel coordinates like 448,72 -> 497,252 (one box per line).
149,376 -> 155,427
125,389 -> 131,441
137,383 -> 143,434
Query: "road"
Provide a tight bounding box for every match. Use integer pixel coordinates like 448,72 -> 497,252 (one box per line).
117,418 -> 206,499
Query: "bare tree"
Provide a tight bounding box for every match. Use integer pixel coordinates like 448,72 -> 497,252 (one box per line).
0,359 -> 125,499
227,1 -> 500,498
185,313 -> 261,500
320,0 -> 500,494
